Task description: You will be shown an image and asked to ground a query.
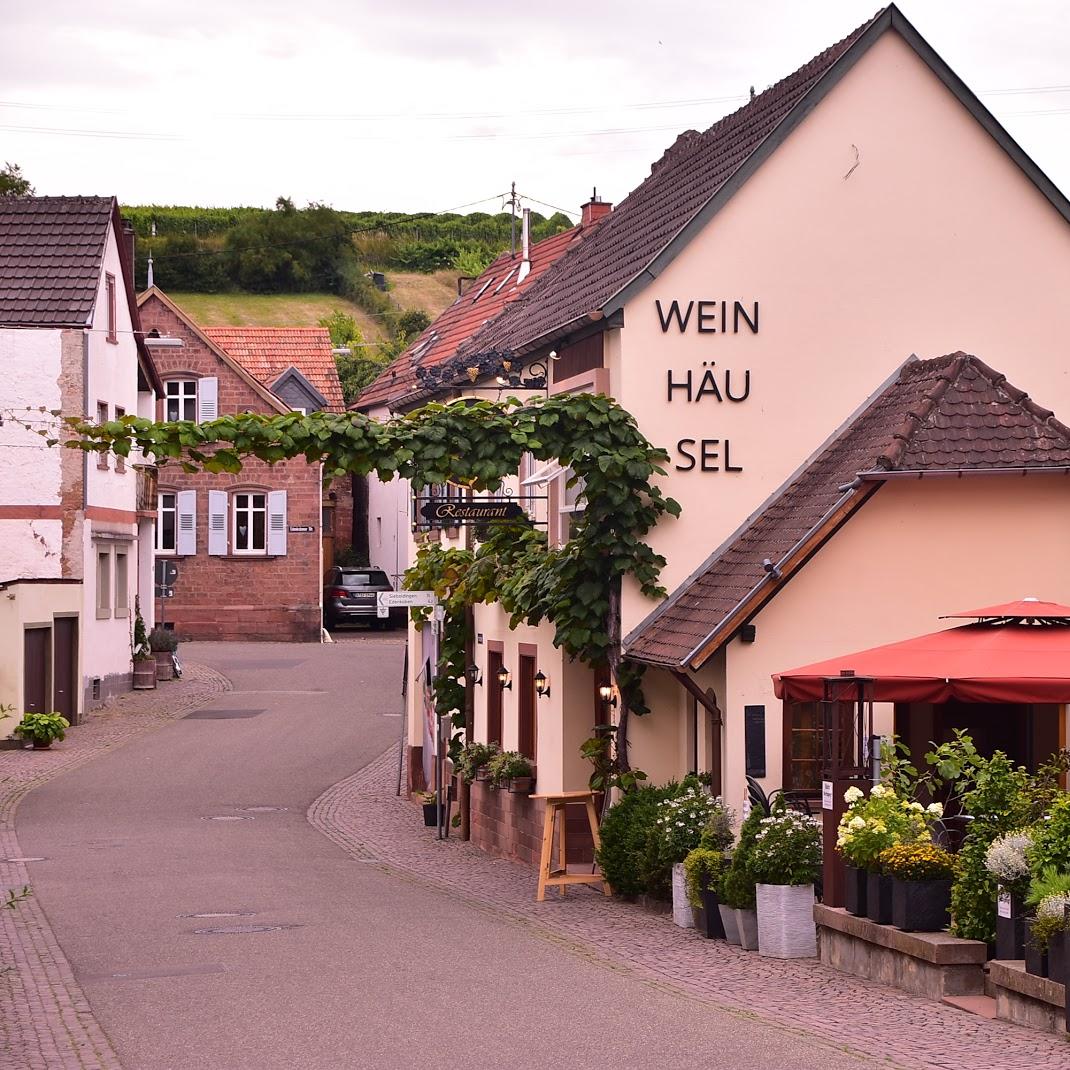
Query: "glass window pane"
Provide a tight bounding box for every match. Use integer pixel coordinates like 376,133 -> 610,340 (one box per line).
253,509 -> 266,550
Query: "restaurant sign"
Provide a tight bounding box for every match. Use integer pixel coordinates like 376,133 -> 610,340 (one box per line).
419,499 -> 525,524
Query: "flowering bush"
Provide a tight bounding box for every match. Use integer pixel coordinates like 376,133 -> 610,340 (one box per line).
836,783 -> 938,871
683,847 -> 727,909
649,784 -> 727,867
983,829 -> 1032,890
879,843 -> 956,882
750,804 -> 822,887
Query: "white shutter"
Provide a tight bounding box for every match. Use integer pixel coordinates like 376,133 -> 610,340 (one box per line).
208,490 -> 228,556
176,490 -> 197,556
198,377 -> 219,423
267,490 -> 287,556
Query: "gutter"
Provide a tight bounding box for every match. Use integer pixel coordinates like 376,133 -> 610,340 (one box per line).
858,466 -> 1070,481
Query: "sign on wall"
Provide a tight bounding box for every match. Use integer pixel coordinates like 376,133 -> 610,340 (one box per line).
419,499 -> 525,524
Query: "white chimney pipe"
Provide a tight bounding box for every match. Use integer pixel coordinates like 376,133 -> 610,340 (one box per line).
517,208 -> 532,283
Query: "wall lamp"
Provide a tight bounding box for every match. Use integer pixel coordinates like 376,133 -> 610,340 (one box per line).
534,670 -> 550,699
466,664 -> 483,687
598,684 -> 618,708
496,666 -> 513,691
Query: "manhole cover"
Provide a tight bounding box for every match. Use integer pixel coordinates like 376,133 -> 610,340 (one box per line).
192,924 -> 300,935
238,806 -> 287,813
3,856 -> 47,863
185,708 -> 265,720
178,911 -> 257,919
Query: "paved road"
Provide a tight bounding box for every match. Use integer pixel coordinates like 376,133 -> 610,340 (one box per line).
18,637 -> 873,1070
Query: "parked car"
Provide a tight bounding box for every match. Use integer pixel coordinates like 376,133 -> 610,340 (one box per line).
323,567 -> 403,630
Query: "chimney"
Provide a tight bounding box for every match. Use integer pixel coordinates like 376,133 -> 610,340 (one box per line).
122,219 -> 136,289
581,187 -> 612,227
517,207 -> 532,284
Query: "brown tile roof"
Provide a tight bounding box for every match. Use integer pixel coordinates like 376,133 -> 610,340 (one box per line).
355,225 -> 583,411
203,326 -> 345,412
0,196 -> 116,327
624,354 -> 1070,669
455,13 -> 881,359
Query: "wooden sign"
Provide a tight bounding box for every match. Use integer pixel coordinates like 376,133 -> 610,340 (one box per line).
419,499 -> 524,524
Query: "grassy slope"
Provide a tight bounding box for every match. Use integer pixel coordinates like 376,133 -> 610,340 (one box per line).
168,292 -> 387,339
388,270 -> 458,318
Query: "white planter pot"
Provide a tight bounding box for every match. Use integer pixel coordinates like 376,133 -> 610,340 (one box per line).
756,883 -> 817,959
718,903 -> 741,945
671,863 -> 694,928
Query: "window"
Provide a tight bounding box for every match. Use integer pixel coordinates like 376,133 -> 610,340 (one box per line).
114,551 -> 129,618
165,380 -> 197,422
96,402 -> 109,469
96,551 -> 111,619
114,407 -> 126,472
784,701 -> 856,794
105,273 -> 117,343
233,492 -> 267,554
157,492 -> 177,553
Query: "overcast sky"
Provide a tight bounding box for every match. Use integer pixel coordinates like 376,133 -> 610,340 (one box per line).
3,1 -> 1070,218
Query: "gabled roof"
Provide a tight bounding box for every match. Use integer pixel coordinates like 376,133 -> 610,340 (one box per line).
354,225 -> 582,411
137,287 -> 290,415
0,196 -> 115,327
624,353 -> 1070,670
203,326 -> 344,412
460,5 -> 1070,360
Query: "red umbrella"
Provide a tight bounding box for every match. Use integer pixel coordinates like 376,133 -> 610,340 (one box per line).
773,617 -> 1070,704
940,598 -> 1070,621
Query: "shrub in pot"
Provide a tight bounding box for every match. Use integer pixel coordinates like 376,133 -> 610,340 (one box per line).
14,711 -> 70,750
1024,869 -> 1070,982
750,801 -> 822,958
486,750 -> 534,793
131,599 -> 157,690
880,842 -> 955,932
596,785 -> 674,901
984,829 -> 1033,959
148,626 -> 178,681
721,806 -> 763,950
416,790 -> 439,827
684,847 -> 728,939
455,740 -> 500,785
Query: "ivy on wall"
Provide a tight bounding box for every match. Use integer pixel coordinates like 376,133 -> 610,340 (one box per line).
64,392 -> 680,757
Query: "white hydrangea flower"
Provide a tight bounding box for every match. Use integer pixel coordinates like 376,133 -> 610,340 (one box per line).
849,816 -> 866,830
844,786 -> 864,804
870,784 -> 887,798
926,802 -> 944,817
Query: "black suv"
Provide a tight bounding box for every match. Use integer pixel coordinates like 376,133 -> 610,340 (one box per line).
323,567 -> 401,630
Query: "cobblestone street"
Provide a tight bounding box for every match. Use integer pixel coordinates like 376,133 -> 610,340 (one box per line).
311,746 -> 1070,1070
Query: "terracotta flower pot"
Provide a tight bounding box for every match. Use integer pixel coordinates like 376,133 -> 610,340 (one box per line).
891,878 -> 952,932
508,776 -> 533,794
757,883 -> 817,958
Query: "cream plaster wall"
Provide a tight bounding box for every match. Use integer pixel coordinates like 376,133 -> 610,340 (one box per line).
689,475 -> 1070,807
617,30 -> 1070,638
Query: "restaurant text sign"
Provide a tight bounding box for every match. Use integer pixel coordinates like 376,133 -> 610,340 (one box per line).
420,499 -> 525,524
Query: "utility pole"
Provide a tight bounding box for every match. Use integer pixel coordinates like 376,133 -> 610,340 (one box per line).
508,181 -> 518,256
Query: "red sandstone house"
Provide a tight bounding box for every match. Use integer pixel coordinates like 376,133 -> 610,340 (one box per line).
137,288 -> 352,641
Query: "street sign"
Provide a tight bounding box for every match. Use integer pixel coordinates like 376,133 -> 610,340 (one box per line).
377,591 -> 438,608
419,499 -> 524,524
155,585 -> 175,599
288,525 -> 315,533
155,560 -> 178,586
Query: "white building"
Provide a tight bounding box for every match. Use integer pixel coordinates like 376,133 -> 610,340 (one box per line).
0,196 -> 161,721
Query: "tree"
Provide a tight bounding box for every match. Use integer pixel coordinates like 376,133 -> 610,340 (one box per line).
318,310 -> 392,405
0,162 -> 33,197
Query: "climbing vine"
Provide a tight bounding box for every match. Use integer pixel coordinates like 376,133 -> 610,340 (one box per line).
61,392 -> 680,754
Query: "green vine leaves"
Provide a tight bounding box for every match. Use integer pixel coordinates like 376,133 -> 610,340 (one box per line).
66,392 -> 681,704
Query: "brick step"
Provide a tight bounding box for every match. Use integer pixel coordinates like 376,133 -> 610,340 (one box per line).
941,993 -> 998,1019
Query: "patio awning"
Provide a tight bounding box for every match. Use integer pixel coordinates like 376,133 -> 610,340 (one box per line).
773,620 -> 1070,704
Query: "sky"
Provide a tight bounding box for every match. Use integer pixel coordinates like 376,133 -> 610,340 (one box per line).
3,1 -> 1070,220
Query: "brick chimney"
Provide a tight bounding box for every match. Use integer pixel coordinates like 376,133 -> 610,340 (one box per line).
581,187 -> 612,227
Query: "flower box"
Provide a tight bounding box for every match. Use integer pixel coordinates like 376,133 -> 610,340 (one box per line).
891,878 -> 951,932
844,865 -> 868,917
995,889 -> 1027,961
756,883 -> 817,958
866,871 -> 894,925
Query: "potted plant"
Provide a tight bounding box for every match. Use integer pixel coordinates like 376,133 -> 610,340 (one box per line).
14,711 -> 70,750
838,785 -> 869,915
486,750 -> 534,793
1024,869 -> 1070,982
684,847 -> 728,939
148,626 -> 178,681
984,829 -> 1033,959
836,783 -> 937,925
721,806 -> 763,950
455,740 -> 500,785
416,790 -> 439,827
750,802 -> 822,958
131,599 -> 156,690
880,842 -> 956,932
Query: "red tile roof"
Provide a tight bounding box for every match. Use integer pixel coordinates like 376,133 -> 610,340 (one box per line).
0,196 -> 115,327
203,326 -> 344,412
455,13 -> 880,360
355,225 -> 583,410
624,354 -> 1070,669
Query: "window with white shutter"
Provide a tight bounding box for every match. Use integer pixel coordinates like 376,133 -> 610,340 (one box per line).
267,490 -> 287,556
208,490 -> 228,556
197,377 -> 219,423
176,490 -> 197,556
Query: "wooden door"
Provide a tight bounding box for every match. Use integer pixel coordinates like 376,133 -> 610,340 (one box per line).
23,627 -> 50,715
518,653 -> 537,760
321,501 -> 336,576
486,647 -> 503,745
53,617 -> 78,724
